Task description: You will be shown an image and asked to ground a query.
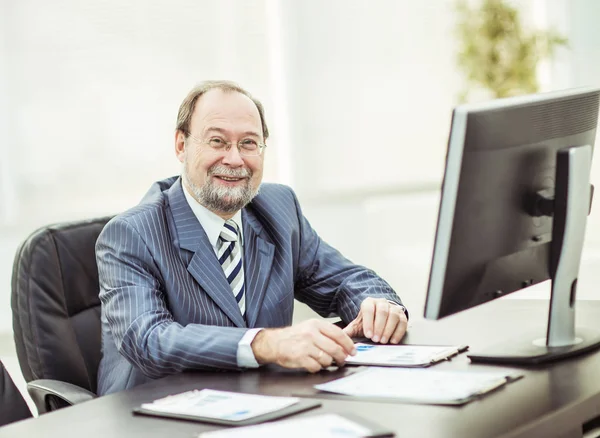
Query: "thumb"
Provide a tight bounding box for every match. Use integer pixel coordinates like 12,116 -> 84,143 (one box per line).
342,319 -> 359,337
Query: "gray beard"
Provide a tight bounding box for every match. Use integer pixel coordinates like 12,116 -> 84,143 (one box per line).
184,163 -> 260,214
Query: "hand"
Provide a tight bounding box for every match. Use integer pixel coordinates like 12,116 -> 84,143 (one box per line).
343,297 -> 408,344
251,319 -> 357,373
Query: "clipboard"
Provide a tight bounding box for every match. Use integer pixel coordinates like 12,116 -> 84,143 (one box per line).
345,343 -> 469,367
312,367 -> 524,406
133,389 -> 321,426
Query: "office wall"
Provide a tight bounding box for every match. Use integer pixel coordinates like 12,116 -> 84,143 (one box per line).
0,0 -> 458,331
0,0 -> 277,332
2,0 -> 600,334
281,0 -> 460,317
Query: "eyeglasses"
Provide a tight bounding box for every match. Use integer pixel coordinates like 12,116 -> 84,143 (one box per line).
185,133 -> 267,157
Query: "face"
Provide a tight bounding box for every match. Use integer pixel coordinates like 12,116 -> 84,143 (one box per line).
175,89 -> 265,219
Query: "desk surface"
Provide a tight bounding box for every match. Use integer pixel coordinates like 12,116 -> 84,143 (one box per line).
3,299 -> 600,438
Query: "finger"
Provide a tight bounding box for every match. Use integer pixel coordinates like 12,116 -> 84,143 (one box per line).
342,319 -> 359,338
371,300 -> 390,343
311,348 -> 333,368
303,357 -> 323,373
390,315 -> 408,344
360,299 -> 377,339
318,322 -> 356,356
380,310 -> 401,344
314,335 -> 349,366
342,315 -> 365,338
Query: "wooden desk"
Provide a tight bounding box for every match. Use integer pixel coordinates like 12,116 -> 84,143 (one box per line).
2,299 -> 600,438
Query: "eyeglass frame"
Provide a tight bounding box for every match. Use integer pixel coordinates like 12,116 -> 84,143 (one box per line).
184,131 -> 267,157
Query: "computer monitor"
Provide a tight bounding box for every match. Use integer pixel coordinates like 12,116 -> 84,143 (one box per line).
424,87 -> 600,365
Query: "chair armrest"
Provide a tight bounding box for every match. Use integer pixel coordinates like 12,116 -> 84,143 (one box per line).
27,379 -> 97,414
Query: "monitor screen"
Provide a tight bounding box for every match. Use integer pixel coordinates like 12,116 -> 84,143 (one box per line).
424,87 -> 600,364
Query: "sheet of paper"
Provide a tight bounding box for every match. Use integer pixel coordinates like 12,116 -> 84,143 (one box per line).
140,389 -> 298,422
198,413 -> 373,438
345,343 -> 463,367
315,367 -> 519,404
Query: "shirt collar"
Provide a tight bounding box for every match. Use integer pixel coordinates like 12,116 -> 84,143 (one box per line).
182,183 -> 244,249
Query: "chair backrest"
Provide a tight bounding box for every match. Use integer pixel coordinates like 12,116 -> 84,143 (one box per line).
11,217 -> 112,395
0,360 -> 31,426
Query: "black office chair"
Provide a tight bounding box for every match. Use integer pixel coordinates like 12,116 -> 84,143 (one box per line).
0,360 -> 32,426
11,217 -> 112,414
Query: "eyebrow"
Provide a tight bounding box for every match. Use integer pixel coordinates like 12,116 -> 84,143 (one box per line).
204,126 -> 261,138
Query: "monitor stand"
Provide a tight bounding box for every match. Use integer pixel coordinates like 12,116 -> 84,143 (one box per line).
468,144 -> 600,365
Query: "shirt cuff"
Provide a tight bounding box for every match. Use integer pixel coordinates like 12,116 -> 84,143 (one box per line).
237,328 -> 263,368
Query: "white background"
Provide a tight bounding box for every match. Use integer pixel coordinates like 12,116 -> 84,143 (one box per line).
1,0 -> 600,335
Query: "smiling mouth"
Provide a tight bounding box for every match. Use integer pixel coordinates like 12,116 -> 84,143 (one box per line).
214,175 -> 246,182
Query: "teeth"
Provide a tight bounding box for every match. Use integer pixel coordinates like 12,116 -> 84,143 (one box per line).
220,177 -> 241,181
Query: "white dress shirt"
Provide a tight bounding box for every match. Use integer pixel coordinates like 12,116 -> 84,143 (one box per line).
182,184 -> 261,368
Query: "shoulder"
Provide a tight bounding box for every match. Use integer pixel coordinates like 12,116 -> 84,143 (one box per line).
251,183 -> 298,207
100,181 -> 171,240
244,183 -> 304,235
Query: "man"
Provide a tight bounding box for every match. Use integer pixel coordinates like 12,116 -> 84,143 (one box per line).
96,80 -> 408,395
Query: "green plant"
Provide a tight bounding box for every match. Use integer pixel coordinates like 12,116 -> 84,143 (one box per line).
455,0 -> 568,101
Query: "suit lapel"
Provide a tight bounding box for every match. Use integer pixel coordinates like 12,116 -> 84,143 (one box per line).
242,210 -> 275,328
167,179 -> 246,328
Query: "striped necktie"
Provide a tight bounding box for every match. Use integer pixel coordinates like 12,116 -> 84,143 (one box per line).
218,220 -> 245,316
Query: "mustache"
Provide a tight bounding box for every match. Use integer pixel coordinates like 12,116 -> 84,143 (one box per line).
208,165 -> 252,178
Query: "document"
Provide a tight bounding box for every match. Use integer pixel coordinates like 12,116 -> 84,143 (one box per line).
198,413 -> 394,438
345,343 -> 467,367
134,389 -> 320,425
314,367 -> 522,405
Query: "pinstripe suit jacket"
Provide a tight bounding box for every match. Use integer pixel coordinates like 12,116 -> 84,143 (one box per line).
96,177 -> 402,395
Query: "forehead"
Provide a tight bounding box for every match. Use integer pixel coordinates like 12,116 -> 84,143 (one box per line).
191,89 -> 262,134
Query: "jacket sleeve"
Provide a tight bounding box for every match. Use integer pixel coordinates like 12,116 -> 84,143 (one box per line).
291,189 -> 404,324
96,217 -> 247,379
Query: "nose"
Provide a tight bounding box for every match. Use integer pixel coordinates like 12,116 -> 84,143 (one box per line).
221,144 -> 245,166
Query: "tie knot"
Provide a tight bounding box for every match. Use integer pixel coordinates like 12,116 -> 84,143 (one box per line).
220,220 -> 239,243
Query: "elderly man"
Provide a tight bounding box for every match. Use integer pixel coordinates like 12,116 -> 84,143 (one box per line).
96,80 -> 408,395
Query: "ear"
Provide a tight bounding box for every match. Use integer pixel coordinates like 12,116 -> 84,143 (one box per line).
175,130 -> 186,163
